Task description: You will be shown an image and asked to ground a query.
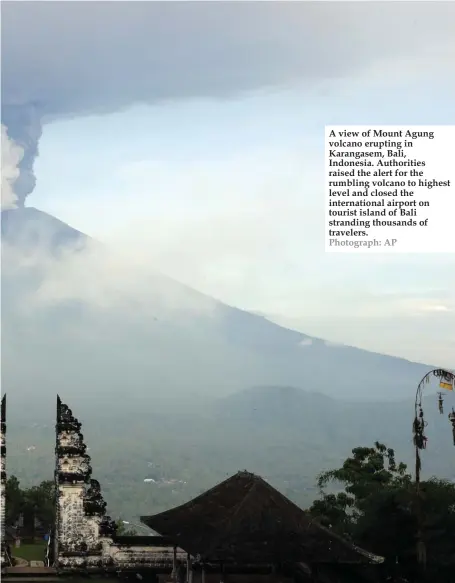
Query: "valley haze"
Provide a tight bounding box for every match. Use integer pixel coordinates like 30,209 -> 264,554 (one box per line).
1,206 -> 439,412
3,208 -> 450,522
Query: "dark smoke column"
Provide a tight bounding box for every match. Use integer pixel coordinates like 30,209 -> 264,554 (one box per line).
1,104 -> 43,207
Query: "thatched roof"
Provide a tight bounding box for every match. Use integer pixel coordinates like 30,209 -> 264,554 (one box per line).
141,471 -> 383,565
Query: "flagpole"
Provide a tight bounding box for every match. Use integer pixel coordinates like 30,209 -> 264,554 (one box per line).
412,368 -> 455,568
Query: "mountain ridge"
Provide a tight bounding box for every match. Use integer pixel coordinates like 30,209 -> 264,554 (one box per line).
1,206 -> 434,403
1,206 -> 87,251
6,383 -> 454,523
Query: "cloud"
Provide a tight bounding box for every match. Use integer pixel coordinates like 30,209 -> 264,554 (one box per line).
2,238 -> 218,321
362,291 -> 455,319
2,1 -> 454,204
416,304 -> 452,313
324,340 -> 344,348
1,231 -> 229,407
263,286 -> 455,368
1,125 -> 23,209
3,1 -> 453,117
2,0 -> 455,404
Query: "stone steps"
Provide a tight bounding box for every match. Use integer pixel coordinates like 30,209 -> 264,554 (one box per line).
4,566 -> 57,576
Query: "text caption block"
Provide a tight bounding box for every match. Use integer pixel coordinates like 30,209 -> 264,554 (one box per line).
325,125 -> 454,253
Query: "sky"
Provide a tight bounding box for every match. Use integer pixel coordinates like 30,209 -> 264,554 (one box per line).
2,1 -> 455,368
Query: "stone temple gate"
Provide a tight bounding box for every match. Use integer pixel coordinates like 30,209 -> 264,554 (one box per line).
1,395 -> 385,583
1,395 -> 6,564
0,394 -> 185,574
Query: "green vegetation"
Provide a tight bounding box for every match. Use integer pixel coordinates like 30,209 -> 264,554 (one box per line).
7,387 -> 453,525
12,542 -> 46,562
5,386 -> 454,583
6,475 -> 55,533
7,437 -> 454,581
309,442 -> 455,582
115,520 -> 138,536
5,475 -> 137,537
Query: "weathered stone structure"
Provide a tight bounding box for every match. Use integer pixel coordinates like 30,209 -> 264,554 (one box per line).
53,395 -> 185,573
2,396 -> 384,582
54,395 -> 113,569
0,395 -> 13,568
1,395 -> 6,566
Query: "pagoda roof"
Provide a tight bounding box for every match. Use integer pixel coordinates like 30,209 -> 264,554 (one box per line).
141,471 -> 383,565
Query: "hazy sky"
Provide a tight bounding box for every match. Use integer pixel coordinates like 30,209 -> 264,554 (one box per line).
3,1 -> 455,367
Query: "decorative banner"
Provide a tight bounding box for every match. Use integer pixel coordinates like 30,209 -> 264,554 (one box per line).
440,380 -> 453,391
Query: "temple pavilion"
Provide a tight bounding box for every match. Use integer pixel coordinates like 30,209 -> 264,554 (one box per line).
141,470 -> 384,583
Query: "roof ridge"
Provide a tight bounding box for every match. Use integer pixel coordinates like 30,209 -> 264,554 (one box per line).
201,479 -> 260,558
141,470 -> 385,565
141,470 -> 255,526
258,478 -> 384,562
201,474 -> 385,564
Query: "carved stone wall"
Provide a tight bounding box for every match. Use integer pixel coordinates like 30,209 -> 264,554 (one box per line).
58,485 -> 100,552
55,396 -> 116,570
1,395 -> 6,566
54,396 -> 184,573
56,542 -> 186,571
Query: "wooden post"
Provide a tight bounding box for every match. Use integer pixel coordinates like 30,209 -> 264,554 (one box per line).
201,564 -> 206,583
186,553 -> 192,583
172,545 -> 177,582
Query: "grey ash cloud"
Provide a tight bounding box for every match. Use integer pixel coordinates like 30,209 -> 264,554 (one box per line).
1,1 -> 454,206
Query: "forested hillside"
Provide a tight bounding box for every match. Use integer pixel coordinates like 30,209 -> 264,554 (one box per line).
6,387 -> 454,523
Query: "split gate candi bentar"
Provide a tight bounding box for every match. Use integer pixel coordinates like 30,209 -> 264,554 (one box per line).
1,395 -> 385,583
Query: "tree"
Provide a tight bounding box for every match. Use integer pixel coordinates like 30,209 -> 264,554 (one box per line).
5,476 -> 55,541
115,519 -> 138,536
5,475 -> 25,527
6,475 -> 137,540
24,480 -> 55,532
309,442 -> 455,582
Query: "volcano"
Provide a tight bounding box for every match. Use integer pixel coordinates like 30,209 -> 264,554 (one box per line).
1,206 -> 87,251
1,207 -> 432,407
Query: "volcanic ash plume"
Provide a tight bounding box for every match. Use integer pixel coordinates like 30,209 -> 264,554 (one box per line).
1,125 -> 24,210
1,105 -> 43,208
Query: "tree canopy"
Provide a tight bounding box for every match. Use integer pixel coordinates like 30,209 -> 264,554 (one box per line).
5,475 -> 136,537
5,439 -> 454,581
309,441 -> 455,582
5,475 -> 55,532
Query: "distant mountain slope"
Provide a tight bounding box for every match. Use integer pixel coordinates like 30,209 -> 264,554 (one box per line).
6,385 -> 454,522
212,385 -> 454,479
1,206 -> 87,251
1,207 -> 434,404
